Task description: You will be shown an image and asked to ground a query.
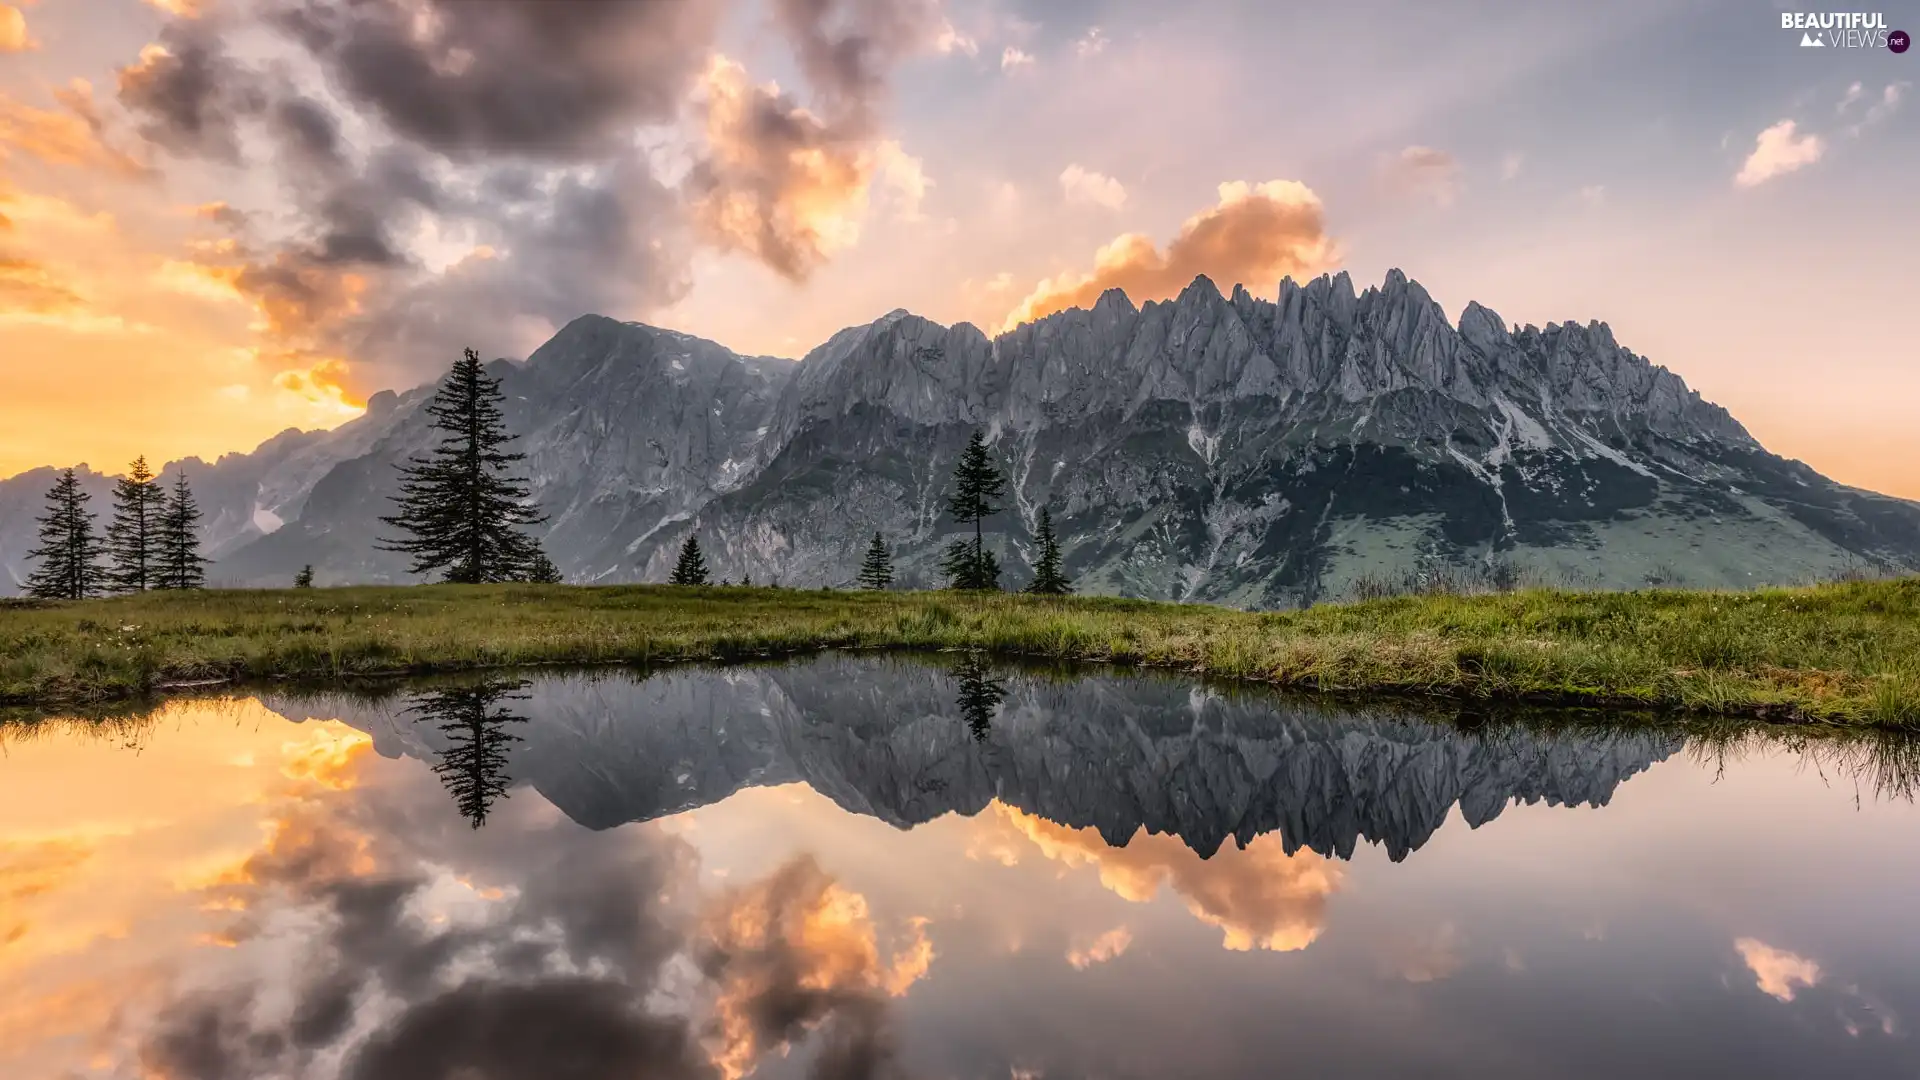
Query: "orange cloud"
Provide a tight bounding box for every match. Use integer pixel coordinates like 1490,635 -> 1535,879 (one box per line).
0,82 -> 145,175
0,3 -> 35,53
1000,179 -> 1338,332
690,55 -> 875,280
271,357 -> 367,417
1065,925 -> 1132,969
0,837 -> 95,907
0,254 -> 83,315
982,804 -> 1341,952
701,856 -> 933,1080
1735,937 -> 1823,1002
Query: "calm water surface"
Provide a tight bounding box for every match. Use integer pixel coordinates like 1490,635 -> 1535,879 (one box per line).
4,655 -> 1918,1079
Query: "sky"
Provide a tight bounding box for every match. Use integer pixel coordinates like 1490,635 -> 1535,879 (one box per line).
0,0 -> 1915,496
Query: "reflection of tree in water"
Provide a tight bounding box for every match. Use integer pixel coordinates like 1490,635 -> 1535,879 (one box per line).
404,680 -> 530,828
951,653 -> 1006,743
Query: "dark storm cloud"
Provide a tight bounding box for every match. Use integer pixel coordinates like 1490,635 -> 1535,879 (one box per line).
116,16 -> 264,163
768,0 -> 939,124
333,154 -> 692,382
271,95 -> 346,168
265,0 -> 729,158
345,980 -> 717,1080
116,0 -> 938,394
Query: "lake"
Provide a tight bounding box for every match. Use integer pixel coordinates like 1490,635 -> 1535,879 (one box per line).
3,654 -> 1917,1079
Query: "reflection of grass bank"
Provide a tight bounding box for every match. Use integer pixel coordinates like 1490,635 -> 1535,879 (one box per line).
1,579 -> 1918,725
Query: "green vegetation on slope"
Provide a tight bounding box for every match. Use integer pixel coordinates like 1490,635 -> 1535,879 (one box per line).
2,579 -> 1918,726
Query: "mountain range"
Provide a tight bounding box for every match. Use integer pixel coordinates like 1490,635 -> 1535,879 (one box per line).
5,269 -> 1917,603
263,655 -> 1684,862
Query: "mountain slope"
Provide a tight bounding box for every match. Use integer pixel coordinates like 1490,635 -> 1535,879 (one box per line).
5,270 -> 1917,600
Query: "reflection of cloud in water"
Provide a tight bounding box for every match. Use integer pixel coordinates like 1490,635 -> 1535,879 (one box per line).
1065,927 -> 1133,969
980,804 -> 1341,952
1732,937 -> 1900,1037
702,857 -> 933,1079
1734,938 -> 1822,1002
122,718 -> 928,1080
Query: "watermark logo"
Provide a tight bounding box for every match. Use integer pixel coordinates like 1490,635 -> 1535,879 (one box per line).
1891,29 -> 1912,53
1781,11 -> 1898,48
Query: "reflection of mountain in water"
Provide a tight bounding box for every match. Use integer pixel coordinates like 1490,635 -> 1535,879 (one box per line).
266,656 -> 1684,862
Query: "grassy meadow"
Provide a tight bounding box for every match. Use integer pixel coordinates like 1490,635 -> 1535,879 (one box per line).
4,578 -> 1919,725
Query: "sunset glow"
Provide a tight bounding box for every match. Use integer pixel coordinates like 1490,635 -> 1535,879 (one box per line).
0,1 -> 1915,495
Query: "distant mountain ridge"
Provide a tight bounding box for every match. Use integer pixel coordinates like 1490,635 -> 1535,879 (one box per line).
4,269 -> 1917,602
264,656 -> 1686,862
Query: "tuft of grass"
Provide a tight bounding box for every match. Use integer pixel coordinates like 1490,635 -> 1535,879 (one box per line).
1,578 -> 1918,726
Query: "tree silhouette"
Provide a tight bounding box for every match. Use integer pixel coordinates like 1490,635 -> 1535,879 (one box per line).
1023,507 -> 1072,595
293,565 -> 315,588
524,550 -> 563,584
379,348 -> 545,583
857,532 -> 894,590
154,469 -> 209,590
25,468 -> 103,600
669,534 -> 710,585
405,680 -> 530,828
951,652 -> 1006,743
943,429 -> 1006,590
106,456 -> 166,593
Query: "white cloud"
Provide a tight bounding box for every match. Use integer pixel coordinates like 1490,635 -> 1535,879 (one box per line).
1500,151 -> 1523,182
1066,926 -> 1132,969
1735,119 -> 1825,187
1000,46 -> 1034,71
1075,27 -> 1108,58
934,20 -> 978,57
1735,938 -> 1822,1002
1384,145 -> 1460,207
1846,81 -> 1907,135
872,140 -> 931,222
1059,164 -> 1127,210
1837,80 -> 1865,112
1578,184 -> 1607,207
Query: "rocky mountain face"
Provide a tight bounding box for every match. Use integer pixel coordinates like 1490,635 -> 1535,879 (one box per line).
266,655 -> 1684,862
5,269 -> 1917,599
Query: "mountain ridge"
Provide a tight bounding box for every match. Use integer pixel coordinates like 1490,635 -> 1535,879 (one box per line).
3,269 -> 1916,602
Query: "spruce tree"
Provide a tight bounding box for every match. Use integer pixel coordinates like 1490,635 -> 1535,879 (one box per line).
524,550 -> 563,584
294,565 -> 315,588
25,468 -> 103,600
106,456 -> 166,593
952,652 -> 1006,743
669,534 -> 710,585
379,348 -> 545,583
858,531 -> 894,590
1024,507 -> 1072,595
944,429 -> 1006,590
154,469 -> 208,590
740,572 -> 752,587
405,680 -> 528,828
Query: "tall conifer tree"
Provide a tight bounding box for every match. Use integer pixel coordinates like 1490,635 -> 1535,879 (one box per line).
943,429 -> 1006,590
405,680 -> 528,828
379,348 -> 545,582
106,456 -> 166,592
858,531 -> 894,590
25,468 -> 103,600
1024,507 -> 1072,595
154,469 -> 209,590
669,534 -> 710,585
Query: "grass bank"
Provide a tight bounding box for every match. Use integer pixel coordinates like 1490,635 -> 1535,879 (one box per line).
2,579 -> 1918,726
